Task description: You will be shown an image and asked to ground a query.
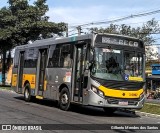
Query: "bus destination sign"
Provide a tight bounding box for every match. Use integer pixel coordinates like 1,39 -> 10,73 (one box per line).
99,36 -> 139,47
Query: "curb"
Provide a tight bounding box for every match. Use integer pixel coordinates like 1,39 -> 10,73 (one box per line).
136,111 -> 160,119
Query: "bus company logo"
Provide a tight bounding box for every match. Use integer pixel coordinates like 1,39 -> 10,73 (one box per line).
2,125 -> 11,130
122,93 -> 125,96
124,74 -> 129,80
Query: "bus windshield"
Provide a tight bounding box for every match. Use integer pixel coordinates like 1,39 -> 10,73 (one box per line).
91,47 -> 144,81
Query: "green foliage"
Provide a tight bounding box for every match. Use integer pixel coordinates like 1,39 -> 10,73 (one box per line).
0,0 -> 67,53
140,103 -> 160,115
0,7 -> 14,53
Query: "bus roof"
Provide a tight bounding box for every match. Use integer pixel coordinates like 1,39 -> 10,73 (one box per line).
15,33 -> 143,50
15,34 -> 93,50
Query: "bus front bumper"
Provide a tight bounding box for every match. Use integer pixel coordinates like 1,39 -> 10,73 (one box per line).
86,90 -> 145,109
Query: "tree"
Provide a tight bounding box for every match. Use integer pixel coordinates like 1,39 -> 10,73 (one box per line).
0,0 -> 67,85
0,7 -> 15,85
90,19 -> 160,61
8,0 -> 66,45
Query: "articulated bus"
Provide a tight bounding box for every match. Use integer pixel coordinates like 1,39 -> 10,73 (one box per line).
11,33 -> 145,113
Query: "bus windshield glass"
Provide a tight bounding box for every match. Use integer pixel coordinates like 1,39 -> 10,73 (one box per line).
91,47 -> 144,81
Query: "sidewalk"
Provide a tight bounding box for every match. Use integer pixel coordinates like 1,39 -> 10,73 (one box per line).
145,98 -> 160,104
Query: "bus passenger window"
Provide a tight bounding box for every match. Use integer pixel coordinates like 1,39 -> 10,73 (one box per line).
24,48 -> 38,68
48,44 -> 73,68
48,46 -> 60,67
59,44 -> 72,68
13,49 -> 19,68
64,54 -> 72,67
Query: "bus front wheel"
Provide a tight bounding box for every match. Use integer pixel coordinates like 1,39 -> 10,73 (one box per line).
24,84 -> 31,102
59,88 -> 71,111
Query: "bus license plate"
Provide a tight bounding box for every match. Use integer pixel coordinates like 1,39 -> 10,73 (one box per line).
118,101 -> 128,105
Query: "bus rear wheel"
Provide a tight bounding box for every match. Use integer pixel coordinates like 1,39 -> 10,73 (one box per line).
103,107 -> 116,115
24,84 -> 31,102
59,88 -> 71,111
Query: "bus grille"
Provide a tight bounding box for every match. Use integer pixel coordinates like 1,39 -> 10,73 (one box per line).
91,76 -> 144,91
102,81 -> 143,90
106,98 -> 138,106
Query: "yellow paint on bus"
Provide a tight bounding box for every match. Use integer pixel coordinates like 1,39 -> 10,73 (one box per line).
11,74 -> 17,87
36,95 -> 43,99
23,74 -> 36,89
129,76 -> 143,81
99,85 -> 143,98
44,80 -> 47,90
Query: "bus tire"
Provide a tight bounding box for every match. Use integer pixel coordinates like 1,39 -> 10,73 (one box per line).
103,107 -> 116,115
24,84 -> 31,102
59,87 -> 71,111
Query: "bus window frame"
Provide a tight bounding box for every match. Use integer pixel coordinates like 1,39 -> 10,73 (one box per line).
48,43 -> 74,68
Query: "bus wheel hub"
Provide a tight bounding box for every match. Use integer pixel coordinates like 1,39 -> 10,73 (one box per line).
61,93 -> 68,104
25,90 -> 29,98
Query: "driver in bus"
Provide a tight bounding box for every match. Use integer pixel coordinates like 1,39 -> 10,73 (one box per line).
106,57 -> 120,74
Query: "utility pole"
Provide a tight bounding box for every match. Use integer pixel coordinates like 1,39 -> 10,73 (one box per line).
77,26 -> 82,36
66,23 -> 68,37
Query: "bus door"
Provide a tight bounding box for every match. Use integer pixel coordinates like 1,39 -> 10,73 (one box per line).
73,44 -> 87,102
17,51 -> 25,93
37,49 -> 48,96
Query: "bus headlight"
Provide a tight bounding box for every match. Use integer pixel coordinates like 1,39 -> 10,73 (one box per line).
91,85 -> 104,98
91,86 -> 98,93
99,90 -> 104,97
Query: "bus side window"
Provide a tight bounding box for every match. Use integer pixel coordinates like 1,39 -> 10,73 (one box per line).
59,44 -> 72,68
63,53 -> 71,67
48,45 -> 60,67
48,44 -> 73,68
13,49 -> 19,68
24,48 -> 38,68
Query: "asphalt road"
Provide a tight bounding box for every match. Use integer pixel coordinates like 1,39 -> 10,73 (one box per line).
0,89 -> 160,133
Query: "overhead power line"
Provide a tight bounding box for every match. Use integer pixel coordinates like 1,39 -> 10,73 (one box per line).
69,9 -> 160,28
117,20 -> 160,26
140,32 -> 160,34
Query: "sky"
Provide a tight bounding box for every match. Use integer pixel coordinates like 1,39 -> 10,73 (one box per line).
0,0 -> 160,43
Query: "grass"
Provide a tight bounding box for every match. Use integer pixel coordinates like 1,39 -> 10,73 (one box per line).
140,103 -> 160,115
0,86 -> 12,91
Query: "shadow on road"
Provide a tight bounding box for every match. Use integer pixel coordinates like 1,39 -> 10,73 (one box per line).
70,105 -> 140,118
14,96 -> 140,118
